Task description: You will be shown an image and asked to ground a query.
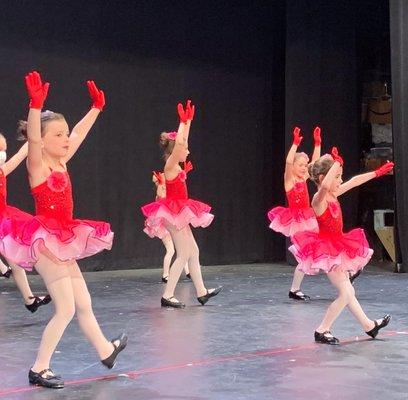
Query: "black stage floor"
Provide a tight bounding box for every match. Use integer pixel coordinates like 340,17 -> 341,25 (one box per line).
0,263 -> 407,400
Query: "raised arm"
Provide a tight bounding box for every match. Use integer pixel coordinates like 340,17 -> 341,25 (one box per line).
165,100 -> 195,173
1,142 -> 28,177
311,126 -> 322,163
337,161 -> 394,197
63,80 -> 104,163
312,148 -> 343,214
284,126 -> 302,190
25,71 -> 49,181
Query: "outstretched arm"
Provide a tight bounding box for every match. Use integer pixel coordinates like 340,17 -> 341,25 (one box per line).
284,126 -> 302,189
337,161 -> 394,196
25,71 -> 49,183
1,142 -> 28,177
165,100 -> 195,173
64,80 -> 104,163
311,126 -> 322,163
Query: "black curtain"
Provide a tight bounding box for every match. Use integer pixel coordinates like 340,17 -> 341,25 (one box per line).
0,1 -> 286,270
285,0 -> 360,262
390,0 -> 407,272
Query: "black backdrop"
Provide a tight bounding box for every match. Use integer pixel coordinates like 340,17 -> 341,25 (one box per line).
0,1 -> 402,271
0,1 -> 286,270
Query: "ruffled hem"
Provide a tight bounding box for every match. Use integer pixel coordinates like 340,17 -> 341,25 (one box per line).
267,206 -> 318,237
141,199 -> 214,239
288,228 -> 373,275
0,216 -> 113,271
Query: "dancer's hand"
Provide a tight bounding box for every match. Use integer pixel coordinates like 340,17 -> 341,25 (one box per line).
177,100 -> 195,124
331,147 -> 344,166
87,80 -> 105,111
375,161 -> 394,177
186,100 -> 195,121
292,126 -> 303,146
183,161 -> 193,173
25,71 -> 49,109
313,126 -> 322,146
153,171 -> 164,185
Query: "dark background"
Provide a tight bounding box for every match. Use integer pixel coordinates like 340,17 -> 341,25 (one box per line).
0,1 -> 401,271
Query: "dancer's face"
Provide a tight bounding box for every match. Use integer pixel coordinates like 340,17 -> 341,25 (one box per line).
42,119 -> 70,158
293,155 -> 309,179
329,167 -> 343,193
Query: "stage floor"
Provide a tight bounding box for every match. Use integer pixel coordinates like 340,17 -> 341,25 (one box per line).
0,263 -> 407,400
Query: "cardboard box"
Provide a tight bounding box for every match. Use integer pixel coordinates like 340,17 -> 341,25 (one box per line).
367,97 -> 392,124
363,81 -> 388,98
375,226 -> 396,262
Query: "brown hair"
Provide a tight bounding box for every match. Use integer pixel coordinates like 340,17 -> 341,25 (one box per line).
17,110 -> 65,141
159,132 -> 175,161
308,154 -> 335,185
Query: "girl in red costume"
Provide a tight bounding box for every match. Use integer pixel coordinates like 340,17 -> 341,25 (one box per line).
0,135 -> 51,313
268,126 -> 321,301
18,71 -> 127,389
142,101 -> 222,308
289,147 -> 393,344
151,170 -> 190,283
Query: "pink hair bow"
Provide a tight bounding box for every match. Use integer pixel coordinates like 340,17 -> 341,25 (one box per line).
166,131 -> 177,140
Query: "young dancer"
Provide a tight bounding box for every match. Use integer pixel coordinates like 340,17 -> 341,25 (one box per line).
142,101 -> 222,308
15,71 -> 127,388
151,170 -> 190,283
289,148 -> 393,344
268,126 -> 321,301
0,136 -> 51,312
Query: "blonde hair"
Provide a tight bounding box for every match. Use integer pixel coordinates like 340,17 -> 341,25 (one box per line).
294,152 -> 309,163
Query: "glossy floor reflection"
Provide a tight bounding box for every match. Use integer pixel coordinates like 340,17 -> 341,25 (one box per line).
0,263 -> 407,400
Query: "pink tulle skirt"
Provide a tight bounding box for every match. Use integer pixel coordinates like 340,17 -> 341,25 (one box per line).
288,228 -> 373,275
0,210 -> 113,270
141,198 -> 214,239
268,206 -> 318,237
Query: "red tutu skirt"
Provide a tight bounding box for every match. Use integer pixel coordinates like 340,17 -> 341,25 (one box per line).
289,228 -> 373,275
268,206 -> 318,237
141,198 -> 214,239
0,212 -> 113,271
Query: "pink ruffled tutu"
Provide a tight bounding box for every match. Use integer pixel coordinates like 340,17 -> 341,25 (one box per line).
142,165 -> 214,239
268,181 -> 317,237
3,171 -> 113,270
289,201 -> 373,275
268,206 -> 318,237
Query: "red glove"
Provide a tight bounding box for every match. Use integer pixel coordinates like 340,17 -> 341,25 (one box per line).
313,126 -> 322,146
375,161 -> 394,177
177,100 -> 195,124
25,71 -> 49,109
87,80 -> 105,111
184,161 -> 194,173
292,127 -> 303,146
186,100 -> 195,121
331,147 -> 344,166
153,171 -> 164,185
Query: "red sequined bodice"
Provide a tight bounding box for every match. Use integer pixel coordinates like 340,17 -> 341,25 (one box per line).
165,171 -> 188,200
31,171 -> 73,219
317,201 -> 343,235
286,181 -> 310,209
0,169 -> 7,210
